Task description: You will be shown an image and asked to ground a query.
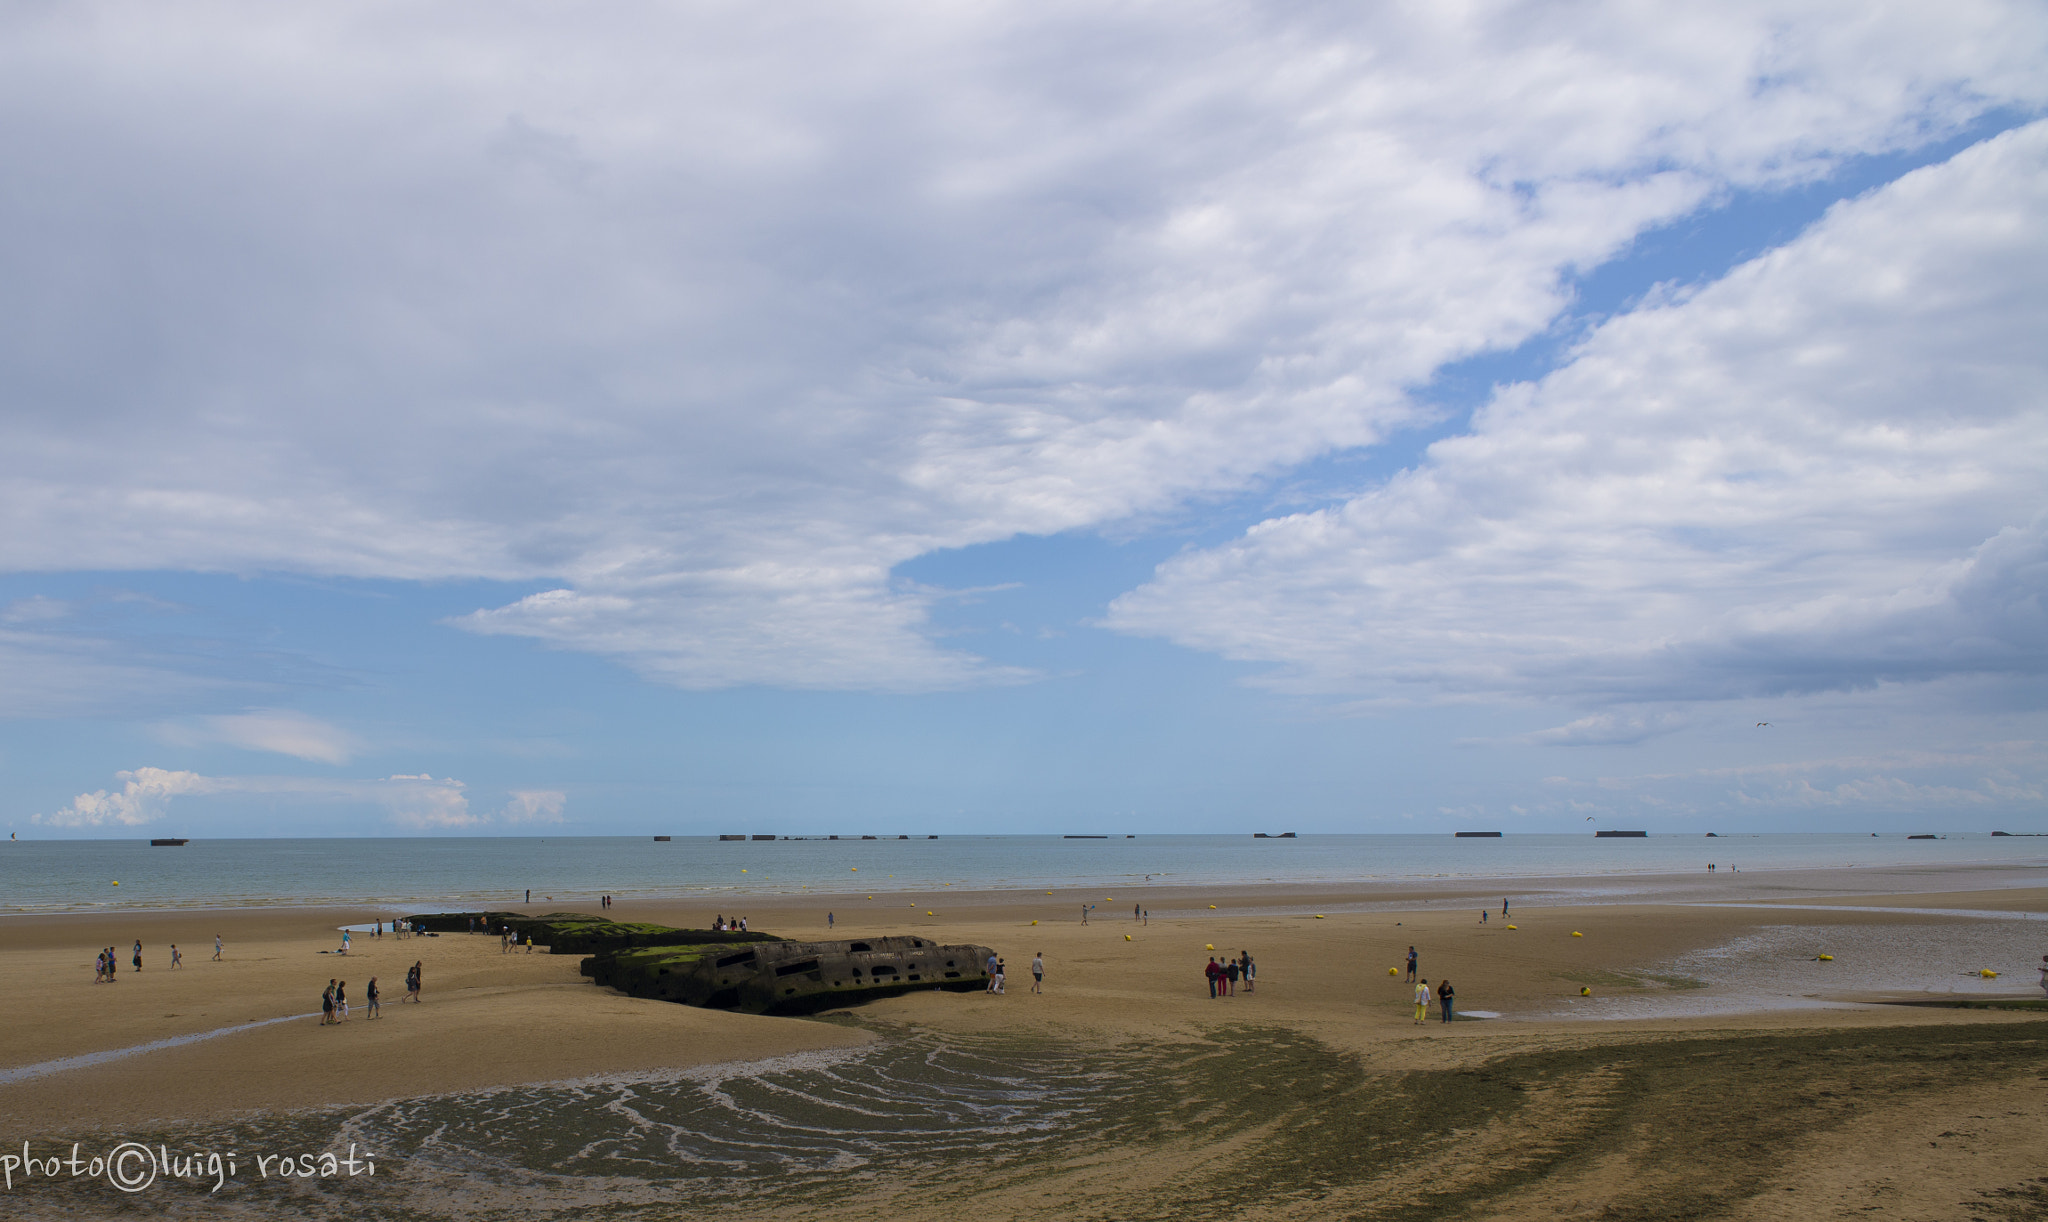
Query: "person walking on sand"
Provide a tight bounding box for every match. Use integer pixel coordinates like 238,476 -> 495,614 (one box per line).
1224,956 -> 1240,996
322,981 -> 335,1025
1134,903 -> 1141,922
1242,952 -> 1255,994
1205,957 -> 1221,998
1405,946 -> 1417,982
1413,978 -> 1430,1025
1503,897 -> 1510,917
1031,952 -> 1044,994
366,976 -> 381,1019
213,934 -> 223,961
405,961 -> 422,1003
341,929 -> 351,954
2038,954 -> 2047,998
336,980 -> 349,1021
1438,978 -> 1455,1023
828,912 -> 834,930
994,958 -> 1007,994
133,940 -> 143,972
171,943 -> 182,969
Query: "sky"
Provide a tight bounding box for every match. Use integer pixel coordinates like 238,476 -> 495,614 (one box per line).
2,1 -> 2045,838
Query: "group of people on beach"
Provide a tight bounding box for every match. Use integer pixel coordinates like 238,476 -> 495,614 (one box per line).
97,935 -> 226,981
715,914 -> 749,932
1407,945 -> 1455,1023
1204,952 -> 1254,997
321,962 -> 422,1024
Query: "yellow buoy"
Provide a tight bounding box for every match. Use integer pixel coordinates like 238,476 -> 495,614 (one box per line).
1506,924 -> 1518,930
1124,934 -> 1132,941
1314,914 -> 1325,919
1818,954 -> 1833,961
1205,944 -> 1214,951
1572,931 -> 1582,937
741,868 -> 747,873
111,881 -> 119,886
1981,969 -> 2000,978
926,911 -> 934,916
1030,920 -> 1038,925
850,867 -> 857,871
1208,904 -> 1217,910
1579,986 -> 1592,996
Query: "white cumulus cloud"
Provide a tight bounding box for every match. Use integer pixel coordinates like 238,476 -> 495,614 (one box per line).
33,767 -> 217,828
30,769 -> 562,830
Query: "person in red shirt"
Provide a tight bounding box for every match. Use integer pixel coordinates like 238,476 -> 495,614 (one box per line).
1205,957 -> 1222,998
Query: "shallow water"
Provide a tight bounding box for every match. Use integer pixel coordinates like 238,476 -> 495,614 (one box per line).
1520,917 -> 2048,1021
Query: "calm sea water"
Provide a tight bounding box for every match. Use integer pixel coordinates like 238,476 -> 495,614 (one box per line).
3,833 -> 2043,915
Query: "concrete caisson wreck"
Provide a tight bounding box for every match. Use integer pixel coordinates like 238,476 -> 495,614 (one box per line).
583,934 -> 996,1015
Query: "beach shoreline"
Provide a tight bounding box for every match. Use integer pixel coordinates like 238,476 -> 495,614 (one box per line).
3,863 -> 2044,1140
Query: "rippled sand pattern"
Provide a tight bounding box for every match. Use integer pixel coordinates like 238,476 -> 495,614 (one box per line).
26,1020 -> 2048,1221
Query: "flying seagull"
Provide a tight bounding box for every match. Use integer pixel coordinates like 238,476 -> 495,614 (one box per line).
1756,722 -> 1769,726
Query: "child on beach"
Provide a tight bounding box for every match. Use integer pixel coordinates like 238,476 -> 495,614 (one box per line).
213,934 -> 223,960
171,944 -> 182,969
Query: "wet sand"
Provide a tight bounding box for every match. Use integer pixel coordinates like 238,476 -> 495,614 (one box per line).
3,864 -> 2045,1218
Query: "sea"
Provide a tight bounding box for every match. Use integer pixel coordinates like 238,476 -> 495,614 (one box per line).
3,832 -> 2044,915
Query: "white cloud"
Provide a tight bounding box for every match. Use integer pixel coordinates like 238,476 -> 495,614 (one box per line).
1493,712 -> 1691,748
1556,742 -> 2048,820
1107,123 -> 2048,704
28,769 -> 555,830
33,767 -> 217,827
502,790 -> 566,824
157,709 -> 363,764
1,3 -> 2042,689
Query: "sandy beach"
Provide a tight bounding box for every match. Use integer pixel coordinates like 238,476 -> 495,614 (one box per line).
3,863 -> 2045,1219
